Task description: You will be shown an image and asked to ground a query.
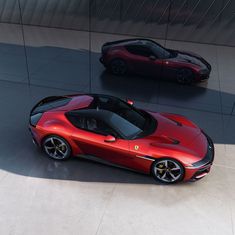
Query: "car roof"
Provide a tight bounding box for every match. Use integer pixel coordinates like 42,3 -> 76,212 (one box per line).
67,108 -> 133,139
103,38 -> 158,47
47,94 -> 123,113
69,109 -> 114,122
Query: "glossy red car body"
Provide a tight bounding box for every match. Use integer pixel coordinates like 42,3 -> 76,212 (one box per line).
100,38 -> 211,83
29,94 -> 214,183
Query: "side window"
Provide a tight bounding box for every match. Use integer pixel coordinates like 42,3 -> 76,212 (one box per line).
66,111 -> 119,138
86,117 -> 98,132
67,114 -> 86,129
126,45 -> 153,57
86,117 -> 117,137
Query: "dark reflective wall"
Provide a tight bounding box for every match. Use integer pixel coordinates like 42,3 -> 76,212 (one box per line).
0,0 -> 91,91
0,0 -> 235,46
0,0 -> 234,116
0,1 -> 27,84
0,0 -> 89,30
90,0 -> 235,46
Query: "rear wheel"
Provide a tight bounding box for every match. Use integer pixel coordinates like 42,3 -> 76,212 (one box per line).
109,59 -> 128,75
151,158 -> 184,184
42,135 -> 71,160
177,68 -> 194,84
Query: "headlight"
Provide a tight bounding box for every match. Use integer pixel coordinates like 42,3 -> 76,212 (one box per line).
199,69 -> 208,74
30,113 -> 43,126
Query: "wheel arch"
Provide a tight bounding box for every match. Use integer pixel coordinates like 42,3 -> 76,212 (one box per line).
150,156 -> 186,177
179,63 -> 198,72
178,67 -> 196,77
109,57 -> 128,66
40,134 -> 82,157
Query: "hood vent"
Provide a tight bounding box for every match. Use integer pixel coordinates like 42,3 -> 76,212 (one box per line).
150,136 -> 180,146
168,118 -> 182,127
169,137 -> 180,145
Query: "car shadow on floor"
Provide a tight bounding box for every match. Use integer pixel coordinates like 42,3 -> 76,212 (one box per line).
1,132 -> 157,184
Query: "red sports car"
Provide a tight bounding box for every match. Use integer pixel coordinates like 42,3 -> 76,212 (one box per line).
100,38 -> 211,84
29,94 -> 214,184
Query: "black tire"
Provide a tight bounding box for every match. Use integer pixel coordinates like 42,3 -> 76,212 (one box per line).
151,158 -> 184,184
42,135 -> 71,160
176,68 -> 194,85
109,59 -> 128,75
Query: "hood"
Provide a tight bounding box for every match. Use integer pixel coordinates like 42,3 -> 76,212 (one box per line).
151,113 -> 201,144
170,50 -> 207,69
146,113 -> 208,162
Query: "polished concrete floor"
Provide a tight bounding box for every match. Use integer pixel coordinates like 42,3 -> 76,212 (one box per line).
0,23 -> 235,235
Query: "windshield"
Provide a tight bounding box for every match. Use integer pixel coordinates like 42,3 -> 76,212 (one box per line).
144,41 -> 171,59
89,95 -> 157,139
107,112 -> 142,139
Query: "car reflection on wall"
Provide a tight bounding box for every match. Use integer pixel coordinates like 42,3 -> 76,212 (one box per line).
100,38 -> 211,85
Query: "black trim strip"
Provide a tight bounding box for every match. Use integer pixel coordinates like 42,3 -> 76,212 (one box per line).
192,132 -> 214,168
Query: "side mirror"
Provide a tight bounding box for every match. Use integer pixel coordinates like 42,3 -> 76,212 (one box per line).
126,99 -> 134,105
104,135 -> 116,143
149,55 -> 156,60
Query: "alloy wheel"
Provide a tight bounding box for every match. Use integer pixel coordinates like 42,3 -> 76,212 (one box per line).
111,59 -> 127,75
177,68 -> 193,84
43,136 -> 69,160
153,159 -> 183,183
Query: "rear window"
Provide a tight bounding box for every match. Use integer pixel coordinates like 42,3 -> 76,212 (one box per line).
31,97 -> 71,115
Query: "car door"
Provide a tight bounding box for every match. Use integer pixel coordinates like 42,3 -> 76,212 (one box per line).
69,114 -> 132,168
125,45 -> 162,77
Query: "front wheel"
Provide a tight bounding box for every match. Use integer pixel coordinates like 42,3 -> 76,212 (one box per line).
151,158 -> 184,184
176,68 -> 194,85
42,135 -> 71,160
